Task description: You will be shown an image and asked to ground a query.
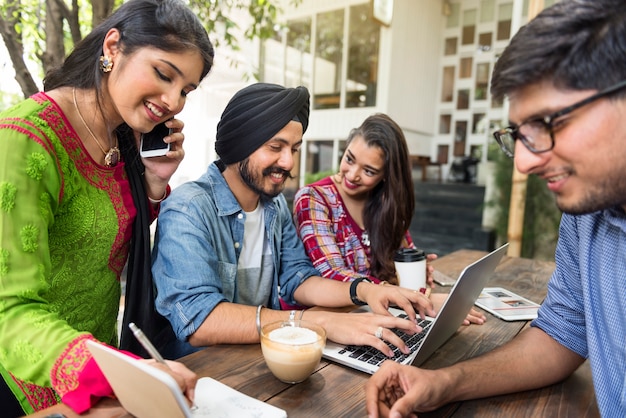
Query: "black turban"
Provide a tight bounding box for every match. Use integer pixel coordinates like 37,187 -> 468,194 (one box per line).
215,83 -> 310,165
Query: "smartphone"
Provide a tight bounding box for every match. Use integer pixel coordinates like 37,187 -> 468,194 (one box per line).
433,270 -> 456,287
140,122 -> 171,158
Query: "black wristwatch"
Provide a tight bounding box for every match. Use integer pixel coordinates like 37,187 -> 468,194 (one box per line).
350,277 -> 371,306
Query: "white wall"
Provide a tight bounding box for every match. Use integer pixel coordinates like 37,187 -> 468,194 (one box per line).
169,10 -> 259,189
386,0 -> 443,158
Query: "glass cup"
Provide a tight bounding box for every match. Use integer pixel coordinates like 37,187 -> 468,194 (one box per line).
260,320 -> 326,384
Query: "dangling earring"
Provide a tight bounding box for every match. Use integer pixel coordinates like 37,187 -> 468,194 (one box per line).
99,55 -> 113,73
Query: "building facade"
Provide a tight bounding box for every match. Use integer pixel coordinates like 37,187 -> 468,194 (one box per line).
173,0 -> 556,195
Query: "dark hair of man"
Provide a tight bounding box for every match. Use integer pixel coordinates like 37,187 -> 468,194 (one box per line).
347,113 -> 415,284
43,0 -> 214,95
491,0 -> 626,101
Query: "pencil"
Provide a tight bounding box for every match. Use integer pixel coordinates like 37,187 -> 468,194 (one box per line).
128,322 -> 170,368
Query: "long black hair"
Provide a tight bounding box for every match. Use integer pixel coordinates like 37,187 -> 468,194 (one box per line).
346,113 -> 415,284
44,0 -> 214,357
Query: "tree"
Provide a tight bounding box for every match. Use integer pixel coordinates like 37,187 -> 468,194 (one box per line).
0,0 -> 297,100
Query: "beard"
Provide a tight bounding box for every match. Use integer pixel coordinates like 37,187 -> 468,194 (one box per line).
556,173 -> 626,215
239,158 -> 294,200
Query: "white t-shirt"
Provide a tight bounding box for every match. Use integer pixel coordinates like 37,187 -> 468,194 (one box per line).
236,202 -> 274,305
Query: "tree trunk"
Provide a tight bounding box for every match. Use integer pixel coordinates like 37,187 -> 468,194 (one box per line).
91,0 -> 115,27
41,0 -> 66,76
0,4 -> 39,97
506,0 -> 544,257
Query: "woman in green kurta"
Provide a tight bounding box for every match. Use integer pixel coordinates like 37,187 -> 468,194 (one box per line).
0,0 -> 214,415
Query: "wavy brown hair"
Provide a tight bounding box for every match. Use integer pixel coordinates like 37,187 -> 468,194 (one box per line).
345,113 -> 415,284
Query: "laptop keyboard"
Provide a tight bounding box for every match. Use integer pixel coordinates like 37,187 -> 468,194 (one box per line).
338,314 -> 433,366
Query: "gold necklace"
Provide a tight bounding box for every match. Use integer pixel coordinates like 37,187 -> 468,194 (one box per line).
72,87 -> 120,167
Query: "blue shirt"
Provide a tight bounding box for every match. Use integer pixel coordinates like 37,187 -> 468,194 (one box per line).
152,162 -> 319,357
532,208 -> 626,417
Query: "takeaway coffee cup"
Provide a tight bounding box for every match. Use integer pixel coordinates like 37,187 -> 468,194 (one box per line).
394,248 -> 427,291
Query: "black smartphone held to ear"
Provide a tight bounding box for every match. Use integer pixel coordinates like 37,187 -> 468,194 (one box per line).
140,122 -> 171,158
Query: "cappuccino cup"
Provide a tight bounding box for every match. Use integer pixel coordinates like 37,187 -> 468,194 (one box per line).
260,320 -> 326,384
394,248 -> 427,291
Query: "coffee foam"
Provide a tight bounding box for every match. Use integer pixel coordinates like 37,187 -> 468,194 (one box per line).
268,326 -> 319,345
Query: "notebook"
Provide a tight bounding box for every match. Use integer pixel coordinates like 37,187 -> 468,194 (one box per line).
475,286 -> 540,321
322,243 -> 509,374
86,340 -> 287,418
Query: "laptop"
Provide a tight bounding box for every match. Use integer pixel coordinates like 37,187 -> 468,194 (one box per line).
322,243 -> 509,374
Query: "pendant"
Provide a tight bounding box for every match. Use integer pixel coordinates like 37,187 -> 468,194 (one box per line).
104,147 -> 120,167
361,230 -> 370,247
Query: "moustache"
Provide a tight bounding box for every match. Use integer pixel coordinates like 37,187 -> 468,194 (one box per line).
263,167 -> 294,180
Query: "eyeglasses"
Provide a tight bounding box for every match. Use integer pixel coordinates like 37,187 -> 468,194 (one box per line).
493,79 -> 626,158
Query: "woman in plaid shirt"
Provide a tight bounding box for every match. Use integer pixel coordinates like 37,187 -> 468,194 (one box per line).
294,114 -> 417,284
294,114 -> 484,324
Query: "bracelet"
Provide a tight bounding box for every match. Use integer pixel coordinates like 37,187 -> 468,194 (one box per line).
148,190 -> 168,204
350,278 -> 371,306
256,305 -> 264,335
289,310 -> 297,322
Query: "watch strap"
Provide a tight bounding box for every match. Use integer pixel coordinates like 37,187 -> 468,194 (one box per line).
350,278 -> 370,306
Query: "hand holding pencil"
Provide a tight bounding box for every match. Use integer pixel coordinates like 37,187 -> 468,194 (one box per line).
129,322 -> 198,407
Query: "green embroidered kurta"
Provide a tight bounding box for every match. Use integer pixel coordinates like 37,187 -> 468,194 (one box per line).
0,92 -> 135,413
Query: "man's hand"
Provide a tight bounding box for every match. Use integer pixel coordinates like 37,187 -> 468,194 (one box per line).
365,360 -> 446,418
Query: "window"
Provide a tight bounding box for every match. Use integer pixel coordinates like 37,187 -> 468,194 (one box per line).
454,121 -> 467,156
457,89 -> 470,110
286,19 -> 312,88
441,66 -> 455,102
268,5 -> 380,111
478,33 -> 492,52
487,120 -> 504,160
346,4 -> 380,108
460,57 -> 473,78
462,9 -> 476,45
437,145 -> 449,164
472,113 -> 487,134
497,3 -> 513,41
305,140 -> 336,174
444,37 -> 457,55
475,62 -> 490,100
470,145 -> 483,160
314,10 -> 344,109
440,114 -> 452,134
480,0 -> 495,22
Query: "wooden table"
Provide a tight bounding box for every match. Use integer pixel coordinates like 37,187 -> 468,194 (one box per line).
28,250 -> 599,417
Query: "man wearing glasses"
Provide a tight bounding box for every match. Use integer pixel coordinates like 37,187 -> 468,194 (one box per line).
365,1 -> 626,417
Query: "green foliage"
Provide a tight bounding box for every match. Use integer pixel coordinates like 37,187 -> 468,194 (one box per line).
304,169 -> 335,185
3,0 -> 45,66
185,0 -> 301,49
486,149 -> 561,260
1,0 -> 300,101
0,91 -> 23,112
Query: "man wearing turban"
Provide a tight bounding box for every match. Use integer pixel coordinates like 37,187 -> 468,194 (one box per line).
152,83 -> 435,359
